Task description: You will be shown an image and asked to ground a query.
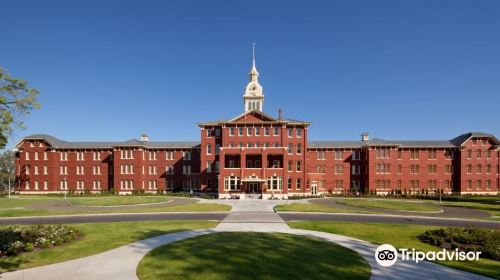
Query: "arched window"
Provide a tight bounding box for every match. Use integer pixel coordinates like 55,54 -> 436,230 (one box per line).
256,101 -> 260,110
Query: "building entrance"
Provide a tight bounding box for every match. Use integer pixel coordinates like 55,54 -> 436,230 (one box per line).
311,181 -> 318,195
247,182 -> 261,193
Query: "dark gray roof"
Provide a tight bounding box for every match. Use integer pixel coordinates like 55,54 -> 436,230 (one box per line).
450,132 -> 500,146
308,141 -> 364,149
17,134 -> 200,149
396,141 -> 456,148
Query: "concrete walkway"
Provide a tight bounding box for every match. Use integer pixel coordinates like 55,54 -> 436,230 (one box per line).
1,200 -> 492,280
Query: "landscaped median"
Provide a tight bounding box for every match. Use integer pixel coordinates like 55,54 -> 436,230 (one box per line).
137,232 -> 371,280
335,198 -> 442,212
0,195 -> 231,217
288,221 -> 500,279
0,220 -> 218,273
274,202 -> 373,213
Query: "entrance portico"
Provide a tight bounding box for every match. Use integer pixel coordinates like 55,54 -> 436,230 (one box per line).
242,177 -> 264,199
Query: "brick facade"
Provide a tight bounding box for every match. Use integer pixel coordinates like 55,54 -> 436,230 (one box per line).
13,59 -> 500,197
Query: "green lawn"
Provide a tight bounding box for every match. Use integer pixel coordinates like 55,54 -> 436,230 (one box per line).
274,203 -> 371,213
68,196 -> 171,206
0,196 -> 231,217
0,220 -> 217,273
426,200 -> 500,218
0,196 -> 59,208
137,232 -> 371,280
336,198 -> 442,212
288,221 -> 500,279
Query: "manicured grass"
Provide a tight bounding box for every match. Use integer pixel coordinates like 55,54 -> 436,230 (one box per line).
0,220 -> 217,273
0,196 -> 231,217
426,200 -> 500,217
274,203 -> 371,213
0,203 -> 231,217
68,196 -> 171,206
288,221 -> 500,279
0,196 -> 59,208
137,232 -> 371,280
337,198 -> 441,212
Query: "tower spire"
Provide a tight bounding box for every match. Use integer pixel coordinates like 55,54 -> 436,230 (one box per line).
250,42 -> 259,79
243,43 -> 264,112
252,42 -> 256,72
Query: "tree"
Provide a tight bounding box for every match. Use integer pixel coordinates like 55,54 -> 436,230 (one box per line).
0,150 -> 15,194
0,67 -> 40,149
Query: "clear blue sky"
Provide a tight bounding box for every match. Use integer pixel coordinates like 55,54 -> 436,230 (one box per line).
1,0 -> 499,148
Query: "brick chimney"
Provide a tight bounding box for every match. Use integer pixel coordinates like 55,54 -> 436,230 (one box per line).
278,109 -> 283,121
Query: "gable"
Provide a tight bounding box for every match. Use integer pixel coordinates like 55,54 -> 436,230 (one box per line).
229,110 -> 276,123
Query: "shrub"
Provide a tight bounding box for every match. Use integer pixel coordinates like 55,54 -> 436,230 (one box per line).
418,227 -> 500,261
0,225 -> 78,257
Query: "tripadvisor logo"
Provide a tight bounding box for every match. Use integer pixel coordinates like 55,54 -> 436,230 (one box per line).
374,244 -> 481,267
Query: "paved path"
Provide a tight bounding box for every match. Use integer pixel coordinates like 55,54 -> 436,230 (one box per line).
1,200 -> 493,280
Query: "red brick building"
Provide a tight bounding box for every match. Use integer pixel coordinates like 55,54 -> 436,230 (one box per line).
14,58 -> 500,197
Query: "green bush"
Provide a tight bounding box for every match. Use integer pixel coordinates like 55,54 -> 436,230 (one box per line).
0,225 -> 78,257
419,227 -> 500,261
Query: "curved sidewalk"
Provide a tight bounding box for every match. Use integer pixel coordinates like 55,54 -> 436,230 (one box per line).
0,200 -> 493,280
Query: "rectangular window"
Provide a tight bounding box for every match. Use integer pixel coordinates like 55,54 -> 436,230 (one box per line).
215,144 -> 220,155
206,144 -> 212,155
288,128 -> 293,137
247,127 -> 252,136
296,161 -> 301,171
43,152 -> 48,160
317,150 -> 326,160
288,160 -> 292,172
238,127 -> 243,136
206,129 -> 213,137
296,128 -> 302,137
264,127 -> 270,136
334,151 -> 342,160
427,150 -> 437,160
287,144 -> 293,154
255,127 -> 261,136
274,127 -> 279,136
297,143 -> 302,154
476,150 -> 482,159
445,150 -> 453,159
215,128 -> 221,137
410,150 -> 419,160
296,178 -> 301,189
229,127 -> 235,136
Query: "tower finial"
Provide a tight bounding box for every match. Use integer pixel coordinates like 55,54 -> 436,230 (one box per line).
252,42 -> 256,70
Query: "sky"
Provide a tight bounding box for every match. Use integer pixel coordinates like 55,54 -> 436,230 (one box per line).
1,0 -> 499,148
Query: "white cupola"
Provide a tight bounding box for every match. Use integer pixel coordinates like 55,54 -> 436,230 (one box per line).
243,43 -> 264,112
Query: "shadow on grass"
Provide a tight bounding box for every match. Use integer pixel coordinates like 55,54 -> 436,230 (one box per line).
0,222 -> 215,274
137,232 -> 371,280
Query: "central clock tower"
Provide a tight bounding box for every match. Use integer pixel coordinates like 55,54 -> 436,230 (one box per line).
243,44 -> 264,112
